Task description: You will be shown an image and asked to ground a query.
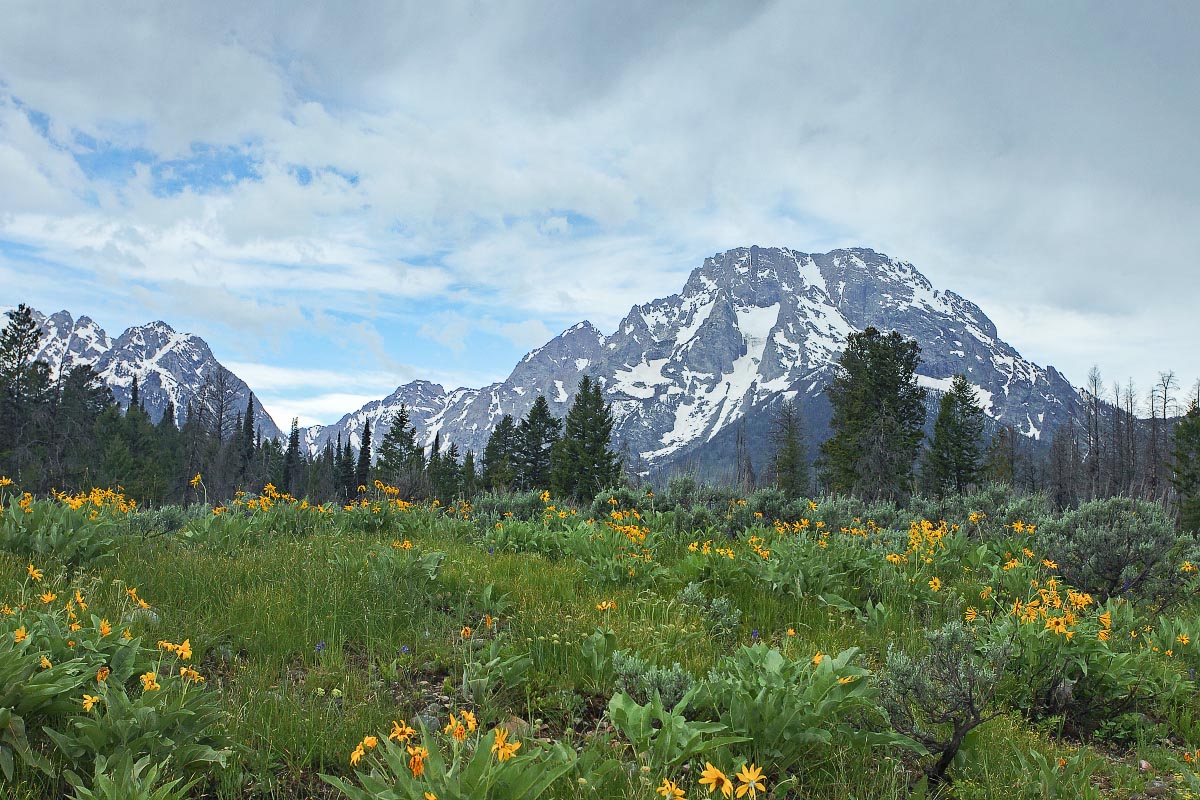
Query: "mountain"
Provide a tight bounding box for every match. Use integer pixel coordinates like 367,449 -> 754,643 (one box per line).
27,309 -> 283,440
306,246 -> 1083,478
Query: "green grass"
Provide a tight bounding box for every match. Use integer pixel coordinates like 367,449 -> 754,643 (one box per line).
2,497 -> 1199,799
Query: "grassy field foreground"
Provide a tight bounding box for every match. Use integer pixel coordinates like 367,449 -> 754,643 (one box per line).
2,481 -> 1200,799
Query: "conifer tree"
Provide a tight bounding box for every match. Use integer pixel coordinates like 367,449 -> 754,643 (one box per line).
550,376 -> 621,500
481,415 -> 520,490
921,375 -> 986,496
376,405 -> 425,491
355,418 -> 372,489
770,397 -> 809,499
283,418 -> 303,496
0,304 -> 52,480
516,395 -> 562,491
461,450 -> 478,497
1171,399 -> 1200,532
818,327 -> 926,501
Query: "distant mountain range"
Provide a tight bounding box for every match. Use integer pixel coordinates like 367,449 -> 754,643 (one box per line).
22,246 -> 1086,480
27,310 -> 282,440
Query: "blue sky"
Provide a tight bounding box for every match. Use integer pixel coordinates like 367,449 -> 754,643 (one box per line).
1,2 -> 1198,426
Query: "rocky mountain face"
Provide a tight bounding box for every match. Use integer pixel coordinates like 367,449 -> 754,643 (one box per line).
27,309 -> 282,440
306,246 -> 1083,478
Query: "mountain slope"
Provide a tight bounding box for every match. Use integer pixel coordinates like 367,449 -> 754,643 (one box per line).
309,246 -> 1082,475
28,309 -> 282,439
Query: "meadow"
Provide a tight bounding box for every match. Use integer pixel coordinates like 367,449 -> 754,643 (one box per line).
2,476 -> 1199,799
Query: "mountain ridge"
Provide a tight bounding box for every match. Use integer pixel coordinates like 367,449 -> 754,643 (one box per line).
297,246 -> 1084,477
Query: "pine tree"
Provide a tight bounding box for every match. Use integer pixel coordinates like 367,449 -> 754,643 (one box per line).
283,418 -> 303,497
0,304 -> 53,480
461,450 -> 478,497
1171,400 -> 1200,532
516,395 -> 562,491
818,327 -> 927,501
481,415 -> 520,491
355,418 -> 373,489
550,376 -> 622,500
376,405 -> 425,493
921,375 -> 986,496
770,397 -> 809,499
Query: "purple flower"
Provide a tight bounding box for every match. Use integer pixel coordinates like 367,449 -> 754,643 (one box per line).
315,641 -> 326,653
401,645 -> 410,655
751,629 -> 759,640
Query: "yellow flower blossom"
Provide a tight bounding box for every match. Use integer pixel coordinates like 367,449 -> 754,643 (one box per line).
82,694 -> 99,713
657,778 -> 685,799
700,762 -> 733,798
735,763 -> 766,798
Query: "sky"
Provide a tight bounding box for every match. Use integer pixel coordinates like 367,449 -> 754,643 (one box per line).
1,2 -> 1197,427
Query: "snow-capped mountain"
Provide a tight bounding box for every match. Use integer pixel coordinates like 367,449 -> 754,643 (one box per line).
307,246 -> 1083,475
28,309 -> 282,439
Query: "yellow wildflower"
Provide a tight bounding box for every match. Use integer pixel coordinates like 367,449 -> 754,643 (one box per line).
735,762 -> 766,798
700,762 -> 733,798
657,778 -> 686,799
82,694 -> 99,713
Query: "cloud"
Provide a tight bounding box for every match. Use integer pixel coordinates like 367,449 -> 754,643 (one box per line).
1,1 -> 1197,425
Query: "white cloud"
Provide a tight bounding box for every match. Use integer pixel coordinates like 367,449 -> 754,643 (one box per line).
1,1 -> 1197,414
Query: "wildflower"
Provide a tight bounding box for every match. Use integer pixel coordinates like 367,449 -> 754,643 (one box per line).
491,727 -> 522,761
700,762 -> 733,797
965,608 -> 978,623
99,619 -> 111,637
1182,561 -> 1198,573
40,655 -> 52,669
460,626 -> 472,639
190,473 -> 202,488
444,713 -> 468,741
424,793 -> 437,800
123,630 -> 131,640
735,763 -> 766,798
140,671 -> 161,692
407,745 -> 429,776
812,651 -> 825,666
787,628 -> 796,636
1045,617 -> 1068,636
1099,611 -> 1112,629
1098,629 -> 1111,642
1042,559 -> 1058,569
658,778 -> 686,799
82,694 -> 100,713
1178,633 -> 1191,646
461,709 -> 477,732
928,577 -> 942,592
838,676 -> 858,684
363,735 -> 378,749
97,666 -> 110,682
980,586 -> 993,600
13,626 -> 26,643
70,622 -> 81,632
0,605 -> 11,615
350,743 -> 365,766
390,719 -> 416,743
28,564 -> 43,581
596,600 -> 617,612
39,591 -> 57,604
180,666 -> 204,683
74,590 -> 87,611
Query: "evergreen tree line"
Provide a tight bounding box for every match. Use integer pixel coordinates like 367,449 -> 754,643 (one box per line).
758,326 -> 1200,527
4,303 -> 1199,523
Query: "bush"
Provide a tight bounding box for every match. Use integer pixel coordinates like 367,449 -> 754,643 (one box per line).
1035,497 -> 1195,605
879,620 -> 1010,783
611,650 -> 694,709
